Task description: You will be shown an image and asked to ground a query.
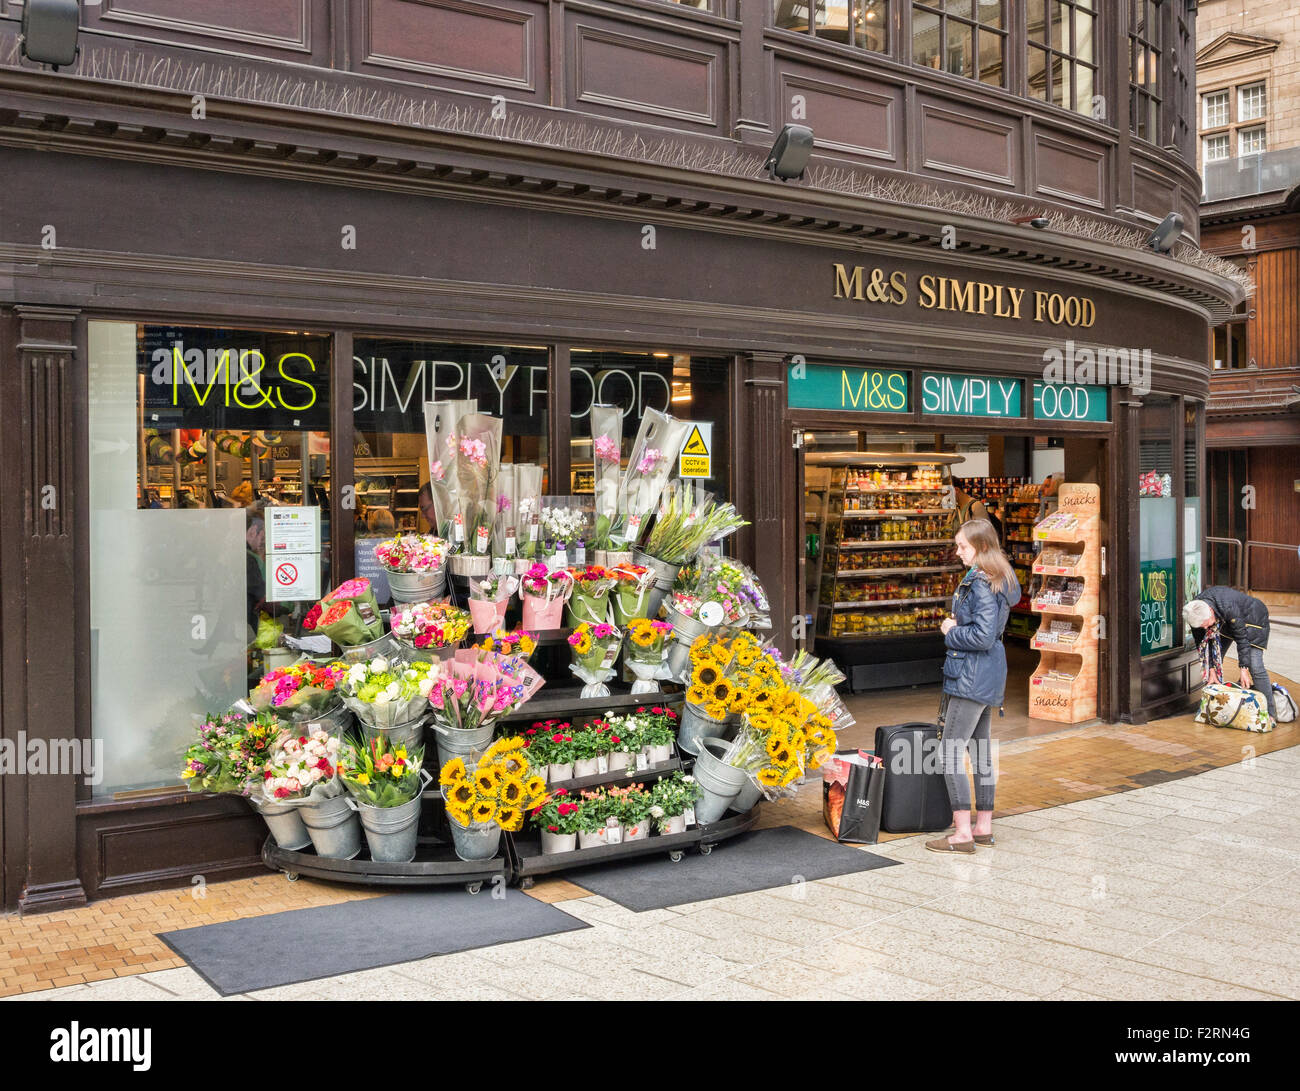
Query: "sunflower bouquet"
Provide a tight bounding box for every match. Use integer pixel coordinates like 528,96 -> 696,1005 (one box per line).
722,696 -> 839,801
567,622 -> 623,698
438,737 -> 547,833
624,617 -> 674,694
518,562 -> 574,630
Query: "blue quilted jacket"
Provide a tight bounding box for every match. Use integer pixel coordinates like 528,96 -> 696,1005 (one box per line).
941,568 -> 1021,708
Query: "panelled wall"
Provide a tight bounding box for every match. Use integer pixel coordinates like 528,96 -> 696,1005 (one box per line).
13,0 -> 1204,235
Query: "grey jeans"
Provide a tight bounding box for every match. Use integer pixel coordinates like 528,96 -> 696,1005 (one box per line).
941,696 -> 996,813
1239,645 -> 1277,720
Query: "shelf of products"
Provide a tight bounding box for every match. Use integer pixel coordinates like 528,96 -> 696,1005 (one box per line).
1029,482 -> 1101,724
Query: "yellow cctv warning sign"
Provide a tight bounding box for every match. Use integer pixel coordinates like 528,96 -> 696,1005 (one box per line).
679,423 -> 712,478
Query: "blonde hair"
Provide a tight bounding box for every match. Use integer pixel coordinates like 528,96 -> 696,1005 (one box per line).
956,519 -> 1016,595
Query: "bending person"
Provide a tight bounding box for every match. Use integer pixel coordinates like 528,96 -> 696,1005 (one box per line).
1184,588 -> 1276,721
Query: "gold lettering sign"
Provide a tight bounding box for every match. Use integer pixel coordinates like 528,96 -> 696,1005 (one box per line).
834,264 -> 1095,328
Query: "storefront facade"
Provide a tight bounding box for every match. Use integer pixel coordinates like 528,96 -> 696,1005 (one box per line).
0,2 -> 1240,911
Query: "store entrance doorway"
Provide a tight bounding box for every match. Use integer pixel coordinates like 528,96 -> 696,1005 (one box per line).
799,428 -> 1108,740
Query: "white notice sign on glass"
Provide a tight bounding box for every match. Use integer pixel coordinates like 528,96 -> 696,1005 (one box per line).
267,506 -> 321,555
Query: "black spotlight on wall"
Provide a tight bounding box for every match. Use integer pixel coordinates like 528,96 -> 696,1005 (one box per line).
1011,214 -> 1051,229
764,124 -> 815,183
1146,212 -> 1184,254
20,0 -> 81,70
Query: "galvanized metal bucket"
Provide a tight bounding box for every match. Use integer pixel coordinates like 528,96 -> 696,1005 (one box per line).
676,702 -> 735,756
691,736 -> 746,824
283,700 -> 352,738
448,553 -> 492,578
249,796 -> 311,851
350,769 -> 431,863
430,720 -> 496,770
362,714 -> 426,754
338,632 -> 401,664
397,641 -> 458,665
630,547 -> 681,617
387,567 -> 447,603
731,775 -> 764,815
446,814 -> 502,862
298,793 -> 363,859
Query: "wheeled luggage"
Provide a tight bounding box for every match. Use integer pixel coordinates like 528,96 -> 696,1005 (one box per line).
874,722 -> 952,834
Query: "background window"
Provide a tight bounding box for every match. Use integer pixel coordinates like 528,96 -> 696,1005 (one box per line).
912,1 -> 1005,86
1202,89 -> 1228,129
1238,125 -> 1266,156
1138,395 -> 1176,657
1203,133 -> 1229,162
1238,82 -> 1266,122
774,1 -> 889,52
1027,0 -> 1097,116
1129,0 -> 1162,142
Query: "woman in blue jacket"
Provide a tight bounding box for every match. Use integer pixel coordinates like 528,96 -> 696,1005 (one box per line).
927,518 -> 1021,854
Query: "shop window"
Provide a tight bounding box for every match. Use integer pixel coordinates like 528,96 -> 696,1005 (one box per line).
1027,0 -> 1097,116
1138,395 -> 1176,657
912,1 -> 1005,86
1182,401 -> 1202,647
1201,89 -> 1228,130
569,350 -> 731,503
1129,0 -> 1162,143
88,321 -> 332,795
773,1 -> 889,52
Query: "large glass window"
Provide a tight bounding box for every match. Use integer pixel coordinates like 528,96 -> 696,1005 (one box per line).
1138,395 -> 1176,657
1027,0 -> 1097,115
912,1 -> 1005,86
89,321 -> 332,795
1129,0 -> 1162,143
1201,90 -> 1228,129
1182,401 -> 1201,647
1203,133 -> 1229,162
1239,126 -> 1266,156
774,1 -> 889,52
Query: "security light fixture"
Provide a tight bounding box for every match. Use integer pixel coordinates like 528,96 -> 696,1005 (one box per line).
19,0 -> 81,70
1146,212 -> 1184,253
1011,214 -> 1051,229
764,124 -> 814,183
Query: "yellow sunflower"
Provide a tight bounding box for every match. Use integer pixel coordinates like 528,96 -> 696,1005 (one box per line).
734,645 -> 759,667
712,642 -> 735,666
438,757 -> 467,787
710,678 -> 733,706
731,631 -> 757,650
705,702 -> 730,722
730,689 -> 752,713
498,774 -> 526,805
687,684 -> 710,706
757,767 -> 782,788
497,806 -> 523,832
780,765 -> 802,787
524,774 -> 547,799
447,781 -> 476,808
474,769 -> 496,794
764,734 -> 784,758
471,800 -> 497,824
692,661 -> 721,688
749,688 -> 774,710
446,805 -> 473,828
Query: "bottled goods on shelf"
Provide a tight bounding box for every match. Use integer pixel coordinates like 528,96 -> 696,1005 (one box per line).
838,515 -> 954,542
847,467 -> 945,491
834,546 -> 956,570
830,605 -> 947,637
823,573 -> 958,604
953,475 -> 1031,501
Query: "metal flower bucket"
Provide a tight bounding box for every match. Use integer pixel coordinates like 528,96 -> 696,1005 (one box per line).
362,714 -> 426,754
430,720 -> 496,770
350,769 -> 432,863
298,793 -> 363,859
630,547 -> 681,616
448,553 -> 492,578
446,814 -> 503,862
387,567 -> 447,603
338,632 -> 401,664
249,796 -> 311,851
676,701 -> 735,756
397,641 -> 458,665
731,775 -> 763,815
691,736 -> 747,825
283,700 -> 352,738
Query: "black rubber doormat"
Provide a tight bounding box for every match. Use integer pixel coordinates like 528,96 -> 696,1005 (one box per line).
158,889 -> 590,996
567,826 -> 900,912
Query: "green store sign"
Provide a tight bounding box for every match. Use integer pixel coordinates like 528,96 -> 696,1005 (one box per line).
1033,382 -> 1109,422
920,373 -> 1022,418
1139,558 -> 1177,656
787,364 -> 909,413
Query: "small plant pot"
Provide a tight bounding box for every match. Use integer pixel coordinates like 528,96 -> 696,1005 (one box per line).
660,813 -> 687,836
650,742 -> 673,764
572,757 -> 601,778
577,829 -> 606,850
540,830 -> 577,855
623,819 -> 651,842
608,751 -> 632,772
468,597 -> 509,635
547,762 -> 573,785
521,595 -> 566,630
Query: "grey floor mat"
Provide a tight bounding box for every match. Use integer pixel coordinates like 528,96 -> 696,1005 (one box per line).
158,888 -> 589,995
567,825 -> 900,911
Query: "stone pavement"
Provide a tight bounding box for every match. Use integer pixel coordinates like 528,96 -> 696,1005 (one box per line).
6,745 -> 1298,1001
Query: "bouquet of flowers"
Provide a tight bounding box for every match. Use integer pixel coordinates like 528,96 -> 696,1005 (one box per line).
640,483 -> 749,567
649,771 -> 703,834
373,533 -> 449,575
181,710 -> 284,796
567,621 -> 622,698
477,628 -> 538,662
609,563 -> 657,626
439,737 -> 547,832
518,562 -> 574,630
565,564 -> 617,626
314,578 -> 385,646
339,656 -> 436,729
491,463 -> 519,560
451,413 -> 503,559
779,649 -> 856,733
539,498 -> 591,567
262,727 -> 346,805
249,661 -> 346,719
512,463 -> 544,561
589,404 -> 623,550
389,600 -> 471,652
614,409 -> 691,548
623,617 -> 674,693
427,649 -> 546,734
424,398 -> 476,539
467,572 -> 518,634
340,736 -> 427,808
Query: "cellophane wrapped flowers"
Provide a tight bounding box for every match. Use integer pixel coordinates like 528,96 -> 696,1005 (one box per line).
340,736 -> 426,808
565,564 -> 617,626
615,409 -> 691,547
340,656 -> 436,729
389,601 -> 471,650
262,727 -> 346,804
250,661 -> 346,719
625,617 -> 673,664
641,482 -> 749,566
181,711 -> 284,796
315,578 -> 384,645
373,533 -> 449,574
438,737 -> 546,831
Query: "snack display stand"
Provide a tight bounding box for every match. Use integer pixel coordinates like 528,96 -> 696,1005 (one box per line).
1028,482 -> 1101,724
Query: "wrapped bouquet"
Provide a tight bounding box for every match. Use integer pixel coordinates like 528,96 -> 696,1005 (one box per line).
640,483 -> 749,567
451,413 -> 502,565
249,661 -> 346,720
373,533 -> 449,575
512,463 -> 544,562
181,710 -> 284,796
424,398 -> 476,539
565,564 -> 617,627
609,563 -> 657,626
389,600 -> 471,655
567,621 -> 622,698
623,617 -> 674,693
467,572 -> 517,635
589,404 -> 623,551
518,562 -> 574,630
340,736 -> 427,808
314,578 -> 385,646
340,656 -> 436,730
262,727 -> 346,805
614,409 -> 691,549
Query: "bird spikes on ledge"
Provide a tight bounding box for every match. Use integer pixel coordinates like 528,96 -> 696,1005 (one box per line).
5,37 -> 1251,293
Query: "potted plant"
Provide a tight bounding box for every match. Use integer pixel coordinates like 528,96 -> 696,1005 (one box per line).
569,724 -> 606,779
523,721 -> 575,784
575,791 -> 610,850
467,572 -> 517,635
518,562 -> 573,630
605,719 -> 641,772
617,782 -> 655,842
650,772 -> 703,835
533,788 -> 582,854
565,564 -> 616,626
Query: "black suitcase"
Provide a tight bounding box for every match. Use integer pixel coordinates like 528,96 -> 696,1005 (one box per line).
874,722 -> 952,834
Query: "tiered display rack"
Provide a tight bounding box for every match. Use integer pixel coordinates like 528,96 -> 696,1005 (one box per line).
1028,482 -> 1101,723
1004,481 -> 1057,639
806,452 -> 962,691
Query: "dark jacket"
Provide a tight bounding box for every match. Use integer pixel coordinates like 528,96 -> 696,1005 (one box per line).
942,568 -> 1021,708
1192,586 -> 1269,659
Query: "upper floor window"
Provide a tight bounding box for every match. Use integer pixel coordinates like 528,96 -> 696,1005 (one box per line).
1027,0 -> 1097,116
1238,82 -> 1266,122
1129,0 -> 1162,142
1202,133 -> 1229,162
1238,126 -> 1266,156
912,1 -> 1006,87
773,1 -> 889,52
1202,90 -> 1229,129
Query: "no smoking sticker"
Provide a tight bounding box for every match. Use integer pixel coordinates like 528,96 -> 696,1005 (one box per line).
268,552 -> 319,602
275,562 -> 299,586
